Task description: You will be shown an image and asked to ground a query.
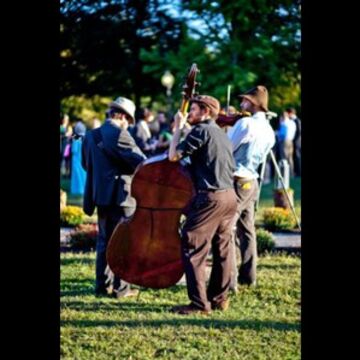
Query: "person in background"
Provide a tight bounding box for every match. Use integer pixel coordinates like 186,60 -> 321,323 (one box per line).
132,107 -> 155,156
154,111 -> 173,154
287,107 -> 301,177
227,85 -> 275,289
70,120 -> 87,196
62,117 -> 73,178
91,117 -> 101,129
82,96 -> 146,298
277,110 -> 296,176
60,114 -> 72,176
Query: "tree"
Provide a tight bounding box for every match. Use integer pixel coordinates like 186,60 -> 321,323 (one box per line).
60,0 -> 185,108
178,0 -> 301,112
60,0 -> 301,115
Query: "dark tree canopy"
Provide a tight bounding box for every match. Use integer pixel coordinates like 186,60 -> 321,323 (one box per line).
60,0 -> 300,120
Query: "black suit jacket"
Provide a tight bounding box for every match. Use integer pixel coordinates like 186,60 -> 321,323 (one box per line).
82,120 -> 146,216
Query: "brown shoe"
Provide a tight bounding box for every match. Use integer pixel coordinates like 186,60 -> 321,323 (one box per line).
171,304 -> 211,315
113,289 -> 139,299
212,298 -> 230,311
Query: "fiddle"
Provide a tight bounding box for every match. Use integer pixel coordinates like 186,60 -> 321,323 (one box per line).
216,109 -> 251,128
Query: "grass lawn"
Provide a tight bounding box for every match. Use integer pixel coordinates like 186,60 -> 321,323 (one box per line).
61,252 -> 301,359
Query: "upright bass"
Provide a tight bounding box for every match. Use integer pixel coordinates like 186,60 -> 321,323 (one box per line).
106,64 -> 199,288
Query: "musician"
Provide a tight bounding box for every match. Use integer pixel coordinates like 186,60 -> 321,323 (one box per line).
168,95 -> 238,315
227,86 -> 275,287
82,97 -> 146,298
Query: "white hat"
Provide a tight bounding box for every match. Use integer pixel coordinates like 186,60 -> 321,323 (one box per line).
109,97 -> 136,121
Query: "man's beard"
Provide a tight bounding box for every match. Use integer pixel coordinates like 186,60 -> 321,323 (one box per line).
188,115 -> 201,125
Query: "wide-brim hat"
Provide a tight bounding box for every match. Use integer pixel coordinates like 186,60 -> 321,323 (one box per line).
189,95 -> 220,116
238,85 -> 269,112
108,97 -> 136,121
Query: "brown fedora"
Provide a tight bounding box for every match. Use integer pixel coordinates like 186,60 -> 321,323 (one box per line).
189,95 -> 220,116
238,85 -> 269,112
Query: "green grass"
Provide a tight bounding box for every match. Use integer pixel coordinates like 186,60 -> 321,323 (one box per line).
61,252 -> 301,359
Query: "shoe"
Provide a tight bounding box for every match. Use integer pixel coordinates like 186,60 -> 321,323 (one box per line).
95,288 -> 109,297
112,288 -> 139,298
212,298 -> 230,311
238,279 -> 256,287
171,304 -> 211,315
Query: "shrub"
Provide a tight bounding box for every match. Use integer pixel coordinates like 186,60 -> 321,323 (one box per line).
69,224 -> 98,250
256,228 -> 275,254
60,205 -> 85,227
262,207 -> 296,231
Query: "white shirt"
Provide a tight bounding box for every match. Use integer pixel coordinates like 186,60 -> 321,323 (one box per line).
228,111 -> 275,179
279,118 -> 296,141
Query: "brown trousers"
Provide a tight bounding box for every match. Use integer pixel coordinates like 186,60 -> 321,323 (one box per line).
181,189 -> 238,311
231,179 -> 259,285
283,140 -> 294,176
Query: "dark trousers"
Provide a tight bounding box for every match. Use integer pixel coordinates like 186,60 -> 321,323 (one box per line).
181,189 -> 238,311
96,205 -> 130,295
232,179 -> 259,285
293,144 -> 301,177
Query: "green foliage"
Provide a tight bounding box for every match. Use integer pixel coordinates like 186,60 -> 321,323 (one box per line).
61,205 -> 85,227
256,228 -> 276,254
69,224 -> 98,250
270,74 -> 301,115
178,0 -> 301,110
61,252 -> 300,359
60,95 -> 111,125
60,0 -> 301,112
262,207 -> 296,231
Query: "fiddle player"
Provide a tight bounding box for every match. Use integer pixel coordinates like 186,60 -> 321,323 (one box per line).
82,97 -> 146,298
227,86 -> 275,288
168,95 -> 238,315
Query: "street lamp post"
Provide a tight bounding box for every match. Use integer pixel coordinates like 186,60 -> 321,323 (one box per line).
161,70 -> 175,114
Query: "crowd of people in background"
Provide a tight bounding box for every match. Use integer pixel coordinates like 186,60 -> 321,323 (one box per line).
272,107 -> 301,178
60,105 -> 301,196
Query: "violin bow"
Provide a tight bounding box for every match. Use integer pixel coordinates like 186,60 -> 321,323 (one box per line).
226,85 -> 231,116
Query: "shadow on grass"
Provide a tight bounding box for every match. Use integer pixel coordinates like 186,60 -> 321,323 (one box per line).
258,263 -> 300,271
61,278 -> 94,297
61,301 -> 175,312
62,278 -> 94,284
145,285 -> 185,295
61,318 -> 299,332
61,257 -> 94,267
61,289 -> 94,297
60,283 -> 186,298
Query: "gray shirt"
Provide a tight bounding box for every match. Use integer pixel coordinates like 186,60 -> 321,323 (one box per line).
177,120 -> 235,191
